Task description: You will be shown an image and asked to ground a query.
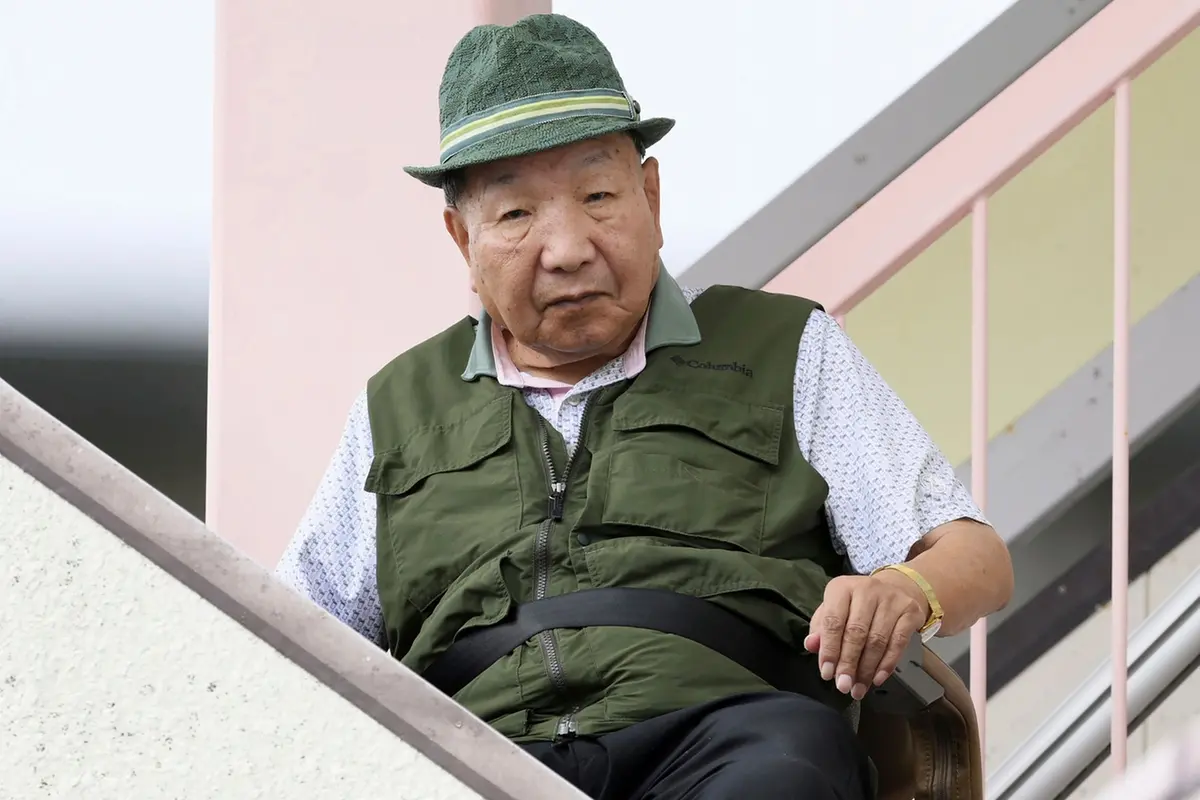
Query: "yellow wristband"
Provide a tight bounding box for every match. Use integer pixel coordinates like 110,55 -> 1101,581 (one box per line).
871,563 -> 944,639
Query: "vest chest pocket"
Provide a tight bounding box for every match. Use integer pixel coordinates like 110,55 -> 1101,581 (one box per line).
599,390 -> 786,555
363,393 -> 521,612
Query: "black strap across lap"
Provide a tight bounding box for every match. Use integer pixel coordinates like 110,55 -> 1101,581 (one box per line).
421,587 -> 824,699
421,586 -> 944,716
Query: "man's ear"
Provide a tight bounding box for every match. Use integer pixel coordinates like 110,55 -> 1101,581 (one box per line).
641,156 -> 664,250
444,206 -> 472,265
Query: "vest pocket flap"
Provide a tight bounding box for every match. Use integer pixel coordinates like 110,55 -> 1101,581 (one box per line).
364,394 -> 513,496
612,391 -> 785,465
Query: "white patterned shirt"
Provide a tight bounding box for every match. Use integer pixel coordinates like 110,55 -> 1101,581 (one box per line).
276,283 -> 987,648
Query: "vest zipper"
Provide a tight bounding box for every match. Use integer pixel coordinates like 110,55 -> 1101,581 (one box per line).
535,396 -> 593,741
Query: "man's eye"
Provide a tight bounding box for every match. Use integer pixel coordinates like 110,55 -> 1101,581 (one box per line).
586,192 -> 611,203
501,209 -> 529,221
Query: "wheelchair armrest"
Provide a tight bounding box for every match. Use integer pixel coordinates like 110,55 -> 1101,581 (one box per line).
862,635 -> 946,716
856,636 -> 983,800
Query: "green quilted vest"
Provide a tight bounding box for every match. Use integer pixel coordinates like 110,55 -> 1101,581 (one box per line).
365,285 -> 848,743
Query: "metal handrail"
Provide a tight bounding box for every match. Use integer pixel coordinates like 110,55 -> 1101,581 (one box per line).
988,566 -> 1200,799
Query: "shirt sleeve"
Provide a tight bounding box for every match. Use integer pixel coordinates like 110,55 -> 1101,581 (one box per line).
792,310 -> 988,575
275,389 -> 386,647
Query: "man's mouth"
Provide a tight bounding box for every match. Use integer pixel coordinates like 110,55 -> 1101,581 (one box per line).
547,293 -> 601,309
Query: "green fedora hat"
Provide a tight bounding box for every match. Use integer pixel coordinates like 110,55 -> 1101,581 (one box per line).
404,13 -> 675,188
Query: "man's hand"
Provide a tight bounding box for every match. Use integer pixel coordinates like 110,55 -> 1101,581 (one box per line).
802,572 -> 929,701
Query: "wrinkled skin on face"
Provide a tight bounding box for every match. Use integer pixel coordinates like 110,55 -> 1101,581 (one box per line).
444,133 -> 663,383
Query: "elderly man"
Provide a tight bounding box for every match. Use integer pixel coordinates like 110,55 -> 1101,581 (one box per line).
278,13 -> 1013,800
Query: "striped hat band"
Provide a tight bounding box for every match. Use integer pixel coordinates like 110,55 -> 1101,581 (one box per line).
439,88 -> 639,163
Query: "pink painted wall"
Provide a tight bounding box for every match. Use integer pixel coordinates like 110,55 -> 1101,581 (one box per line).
209,0 -> 550,566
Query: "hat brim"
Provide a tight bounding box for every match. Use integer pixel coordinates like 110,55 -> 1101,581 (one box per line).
404,115 -> 675,188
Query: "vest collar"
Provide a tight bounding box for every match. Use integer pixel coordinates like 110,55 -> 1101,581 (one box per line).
461,266 -> 701,381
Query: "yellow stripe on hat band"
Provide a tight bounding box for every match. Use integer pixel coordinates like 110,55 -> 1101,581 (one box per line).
439,88 -> 637,162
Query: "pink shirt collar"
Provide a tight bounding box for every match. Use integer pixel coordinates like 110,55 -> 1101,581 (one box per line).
491,313 -> 650,391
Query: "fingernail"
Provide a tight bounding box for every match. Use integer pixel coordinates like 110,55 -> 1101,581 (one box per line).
852,683 -> 867,701
874,670 -> 889,687
821,662 -> 835,681
836,674 -> 852,694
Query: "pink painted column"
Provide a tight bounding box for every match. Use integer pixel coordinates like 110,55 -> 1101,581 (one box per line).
970,197 -> 989,751
1111,76 -> 1132,775
209,0 -> 550,565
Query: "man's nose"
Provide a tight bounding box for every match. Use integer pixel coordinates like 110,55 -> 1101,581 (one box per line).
537,206 -> 597,273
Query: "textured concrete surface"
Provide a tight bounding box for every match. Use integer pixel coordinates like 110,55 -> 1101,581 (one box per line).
0,378 -> 584,800
0,453 -> 482,799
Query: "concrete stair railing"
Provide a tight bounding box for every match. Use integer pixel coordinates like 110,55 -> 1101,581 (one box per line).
0,377 -> 586,800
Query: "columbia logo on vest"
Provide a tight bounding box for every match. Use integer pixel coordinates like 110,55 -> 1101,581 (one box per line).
670,355 -> 754,378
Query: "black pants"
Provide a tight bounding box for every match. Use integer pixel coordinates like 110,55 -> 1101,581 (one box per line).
521,692 -> 872,800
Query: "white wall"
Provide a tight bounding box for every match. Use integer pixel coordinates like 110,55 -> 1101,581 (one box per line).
987,528 -> 1200,796
554,0 -> 1019,273
0,0 -> 212,349
0,451 -> 481,800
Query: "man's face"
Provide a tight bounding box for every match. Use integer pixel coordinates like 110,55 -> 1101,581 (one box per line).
444,134 -> 663,368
